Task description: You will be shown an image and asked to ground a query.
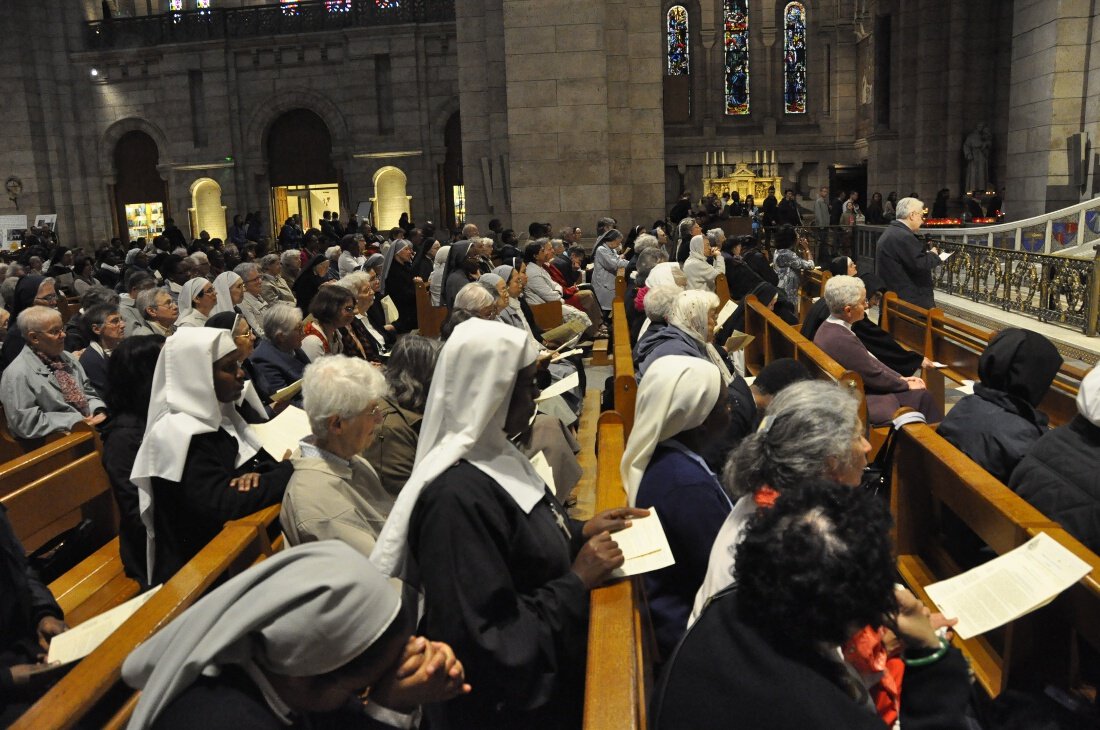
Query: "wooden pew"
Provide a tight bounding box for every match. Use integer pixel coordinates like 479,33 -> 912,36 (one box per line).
583,411 -> 652,730
798,268 -> 830,322
529,299 -> 564,331
413,280 -> 448,338
12,505 -> 284,730
0,405 -> 86,465
891,417 -> 1100,697
611,300 -> 637,438
615,271 -> 627,304
715,273 -> 731,309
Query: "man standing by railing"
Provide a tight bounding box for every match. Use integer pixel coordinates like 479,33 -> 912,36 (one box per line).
813,186 -> 830,260
873,197 -> 942,309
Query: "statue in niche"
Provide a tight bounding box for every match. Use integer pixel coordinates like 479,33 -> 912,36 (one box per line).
964,124 -> 993,193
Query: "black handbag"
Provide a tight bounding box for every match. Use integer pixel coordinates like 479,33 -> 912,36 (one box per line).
860,411 -> 926,501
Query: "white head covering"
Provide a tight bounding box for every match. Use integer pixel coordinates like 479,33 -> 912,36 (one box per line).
176,277 -> 210,320
212,271 -> 241,315
1076,366 -> 1100,426
433,245 -> 451,274
688,234 -> 709,262
122,541 -> 401,729
379,240 -> 410,297
372,319 -> 543,578
622,356 -> 722,504
669,290 -> 735,385
130,328 -> 265,580
646,262 -> 682,289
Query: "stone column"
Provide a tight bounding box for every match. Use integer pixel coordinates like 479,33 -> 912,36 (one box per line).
454,0 -> 665,235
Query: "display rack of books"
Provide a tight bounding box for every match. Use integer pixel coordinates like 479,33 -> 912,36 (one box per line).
125,202 -> 165,240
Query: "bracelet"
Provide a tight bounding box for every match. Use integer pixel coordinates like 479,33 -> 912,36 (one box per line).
903,636 -> 950,667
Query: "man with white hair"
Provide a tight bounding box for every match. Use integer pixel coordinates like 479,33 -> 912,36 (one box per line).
281,355 -> 394,558
461,222 -> 480,241
873,196 -> 942,308
0,306 -> 106,439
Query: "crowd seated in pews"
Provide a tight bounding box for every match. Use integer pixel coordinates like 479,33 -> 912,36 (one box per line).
1,215 -> 1100,729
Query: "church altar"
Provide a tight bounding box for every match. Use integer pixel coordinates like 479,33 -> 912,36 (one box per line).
703,162 -> 783,203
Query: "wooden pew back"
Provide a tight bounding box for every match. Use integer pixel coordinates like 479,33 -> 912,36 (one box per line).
583,412 -> 650,730
798,268 -> 830,322
12,505 -> 284,730
715,273 -> 731,309
529,300 -> 564,331
611,300 -> 636,438
414,280 -> 448,338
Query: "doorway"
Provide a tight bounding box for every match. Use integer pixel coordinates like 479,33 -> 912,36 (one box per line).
267,108 -> 341,233
114,130 -> 169,245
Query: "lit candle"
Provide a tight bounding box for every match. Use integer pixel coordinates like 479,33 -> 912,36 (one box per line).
771,150 -> 776,164
721,151 -> 726,165
705,152 -> 710,166
754,150 -> 759,164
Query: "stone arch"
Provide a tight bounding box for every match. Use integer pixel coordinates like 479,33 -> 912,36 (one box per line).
99,117 -> 172,184
242,88 -> 351,167
189,177 -> 227,240
372,166 -> 410,230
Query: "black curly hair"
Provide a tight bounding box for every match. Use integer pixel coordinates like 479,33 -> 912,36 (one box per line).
734,479 -> 897,661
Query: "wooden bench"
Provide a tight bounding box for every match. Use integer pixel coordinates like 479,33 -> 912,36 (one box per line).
610,300 -> 637,438
529,299 -> 564,331
12,505 -> 285,730
891,417 -> 1100,698
414,280 -> 448,338
798,267 -> 830,322
715,273 -> 731,309
582,411 -> 652,730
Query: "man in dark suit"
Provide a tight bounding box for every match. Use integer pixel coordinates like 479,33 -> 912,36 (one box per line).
873,196 -> 942,309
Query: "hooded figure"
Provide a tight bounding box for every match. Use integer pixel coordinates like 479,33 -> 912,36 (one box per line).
939,328 -> 1062,483
441,241 -> 476,309
1009,364 -> 1100,554
682,235 -> 724,292
429,245 -> 451,306
130,329 -> 291,585
175,277 -> 214,328
623,355 -> 731,657
211,271 -> 242,316
292,254 -> 329,313
371,318 -> 590,729
122,541 -> 404,729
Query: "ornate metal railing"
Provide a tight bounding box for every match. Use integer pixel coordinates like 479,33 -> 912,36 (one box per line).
84,0 -> 455,50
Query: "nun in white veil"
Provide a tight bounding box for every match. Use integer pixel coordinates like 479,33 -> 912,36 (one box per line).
122,540 -> 470,729
371,318 -> 643,729
428,245 -> 450,306
175,277 -> 215,328
621,355 -> 733,658
211,271 -> 243,316
130,328 -> 292,585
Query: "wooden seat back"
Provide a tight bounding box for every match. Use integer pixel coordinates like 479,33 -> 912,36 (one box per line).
583,412 -> 651,730
798,268 -> 830,322
715,274 -> 731,309
891,417 -> 1100,697
611,300 -> 636,438
12,506 -> 285,730
414,280 -> 448,338
529,300 -> 564,331
615,271 -> 627,303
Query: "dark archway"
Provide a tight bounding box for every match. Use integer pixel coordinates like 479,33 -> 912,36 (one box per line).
113,130 -> 168,244
267,108 -> 336,186
442,111 -> 463,229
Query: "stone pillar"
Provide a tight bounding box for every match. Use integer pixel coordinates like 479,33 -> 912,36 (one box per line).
454,0 -> 665,235
1006,0 -> 1096,217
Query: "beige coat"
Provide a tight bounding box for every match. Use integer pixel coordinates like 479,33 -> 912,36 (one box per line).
281,448 -> 393,558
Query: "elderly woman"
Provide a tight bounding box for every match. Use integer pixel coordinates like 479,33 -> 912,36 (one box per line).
211,270 -> 244,317
626,247 -> 670,342
592,228 -> 629,317
249,304 -> 310,404
428,244 -> 451,306
372,318 -> 645,729
77,302 -> 126,400
282,356 -> 394,557
233,262 -> 268,338
175,277 -> 217,328
122,541 -> 469,728
365,335 -> 440,497
0,306 -> 106,440
0,275 -> 59,369
340,271 -> 391,362
259,253 -> 295,304
130,328 -> 293,585
130,286 -> 178,338
772,224 -> 815,304
636,290 -> 729,380
657,482 -> 970,730
813,275 -> 941,424
682,234 -> 725,292
278,249 -> 302,288
523,239 -> 600,338
691,380 -> 870,622
624,356 -> 731,658
301,285 -> 356,361
452,281 -> 498,320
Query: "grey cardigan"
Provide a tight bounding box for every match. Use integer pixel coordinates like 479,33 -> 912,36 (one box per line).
0,345 -> 106,439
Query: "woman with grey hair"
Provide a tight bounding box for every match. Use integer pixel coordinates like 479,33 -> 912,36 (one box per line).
365,335 -> 441,496
635,290 -> 721,380
675,216 -> 701,264
259,253 -> 295,304
452,281 -> 498,320
279,249 -> 302,288
234,262 -> 268,339
249,303 -> 310,404
813,275 -> 940,424
340,271 -> 390,362
627,248 -> 672,344
282,355 -> 394,557
690,379 -> 870,623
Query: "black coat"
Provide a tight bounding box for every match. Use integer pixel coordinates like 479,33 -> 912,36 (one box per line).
740,247 -> 778,288
384,261 -> 419,333
1009,415 -> 1100,554
938,386 -> 1048,484
100,412 -> 149,586
721,253 -> 766,301
78,347 -> 110,402
873,221 -> 940,309
653,591 -> 972,730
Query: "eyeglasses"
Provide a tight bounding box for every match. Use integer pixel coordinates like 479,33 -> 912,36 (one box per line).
35,294 -> 58,304
342,305 -> 356,313
201,288 -> 216,297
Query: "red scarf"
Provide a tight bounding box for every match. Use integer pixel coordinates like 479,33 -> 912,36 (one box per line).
36,351 -> 90,416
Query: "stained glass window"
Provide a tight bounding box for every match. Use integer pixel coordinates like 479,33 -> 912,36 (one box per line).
169,0 -> 183,9
783,2 -> 807,114
325,0 -> 351,10
375,0 -> 401,7
280,0 -> 298,15
196,0 -> 210,7
723,0 -> 749,115
666,6 -> 689,76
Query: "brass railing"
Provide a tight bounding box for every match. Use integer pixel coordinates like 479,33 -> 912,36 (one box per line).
85,0 -> 455,50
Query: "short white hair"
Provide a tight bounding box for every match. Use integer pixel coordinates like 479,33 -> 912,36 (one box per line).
17,305 -> 61,336
262,303 -> 303,340
325,245 -> 341,260
823,275 -> 866,315
302,355 -> 389,439
894,197 -> 924,221
339,271 -> 373,297
634,234 -> 659,252
643,285 -> 682,324
188,252 -> 209,265
454,281 -> 495,313
281,249 -> 301,268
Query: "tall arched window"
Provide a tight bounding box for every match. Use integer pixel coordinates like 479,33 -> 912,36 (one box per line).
783,2 -> 807,114
666,6 -> 690,76
723,0 -> 749,115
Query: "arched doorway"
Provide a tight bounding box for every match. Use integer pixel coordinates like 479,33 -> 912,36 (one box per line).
372,167 -> 410,231
267,108 -> 340,235
189,178 -> 227,241
114,130 -> 168,245
442,111 -> 464,229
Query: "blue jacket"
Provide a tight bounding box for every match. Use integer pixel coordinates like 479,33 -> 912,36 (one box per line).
248,340 -> 309,405
634,325 -> 707,380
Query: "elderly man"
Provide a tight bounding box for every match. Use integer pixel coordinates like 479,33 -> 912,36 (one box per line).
119,271 -> 157,334
259,253 -> 296,304
874,197 -> 942,309
0,306 -> 106,439
280,355 -> 393,558
130,287 -> 178,338
461,222 -> 480,240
